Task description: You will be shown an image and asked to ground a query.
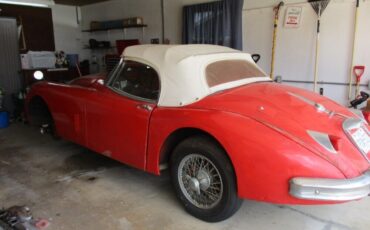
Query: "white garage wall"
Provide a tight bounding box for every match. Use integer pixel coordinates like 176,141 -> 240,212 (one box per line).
51,4 -> 84,57
76,0 -> 369,105
243,0 -> 370,105
78,0 -> 214,70
80,0 -> 214,45
80,0 -> 162,45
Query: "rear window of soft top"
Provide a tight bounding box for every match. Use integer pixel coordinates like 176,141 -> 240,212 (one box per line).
206,60 -> 266,87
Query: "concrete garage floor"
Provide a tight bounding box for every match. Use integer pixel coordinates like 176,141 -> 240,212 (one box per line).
0,124 -> 369,230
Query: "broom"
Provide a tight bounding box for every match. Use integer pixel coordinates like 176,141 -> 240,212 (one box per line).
309,0 -> 330,93
270,1 -> 284,80
348,0 -> 360,100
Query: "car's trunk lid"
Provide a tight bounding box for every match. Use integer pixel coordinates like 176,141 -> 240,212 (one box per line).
191,82 -> 369,177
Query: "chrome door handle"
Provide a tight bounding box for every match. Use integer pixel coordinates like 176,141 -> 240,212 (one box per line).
137,104 -> 153,111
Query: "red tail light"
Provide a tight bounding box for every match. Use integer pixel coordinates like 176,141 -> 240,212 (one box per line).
364,111 -> 370,124
329,135 -> 342,152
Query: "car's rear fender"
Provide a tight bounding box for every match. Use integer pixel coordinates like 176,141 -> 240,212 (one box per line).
147,108 -> 346,204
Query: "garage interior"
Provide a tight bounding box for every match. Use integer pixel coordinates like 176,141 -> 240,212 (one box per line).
0,0 -> 369,229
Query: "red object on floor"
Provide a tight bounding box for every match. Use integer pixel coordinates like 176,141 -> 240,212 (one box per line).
35,219 -> 50,229
116,39 -> 140,55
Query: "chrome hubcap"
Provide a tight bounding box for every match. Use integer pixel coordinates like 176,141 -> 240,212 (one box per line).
178,154 -> 223,209
189,177 -> 201,195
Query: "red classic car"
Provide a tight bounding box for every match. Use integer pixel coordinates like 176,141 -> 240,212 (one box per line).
26,45 -> 370,222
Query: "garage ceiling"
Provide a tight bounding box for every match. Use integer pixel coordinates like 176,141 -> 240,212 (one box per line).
54,0 -> 109,6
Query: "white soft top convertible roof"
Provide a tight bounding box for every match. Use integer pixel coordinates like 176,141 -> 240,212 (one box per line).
123,45 -> 270,107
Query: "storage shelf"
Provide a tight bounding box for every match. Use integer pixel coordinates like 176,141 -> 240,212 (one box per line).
82,24 -> 147,32
83,46 -> 116,50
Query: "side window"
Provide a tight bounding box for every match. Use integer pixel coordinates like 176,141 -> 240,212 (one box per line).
110,61 -> 160,101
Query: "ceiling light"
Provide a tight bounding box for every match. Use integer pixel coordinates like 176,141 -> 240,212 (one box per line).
0,0 -> 55,8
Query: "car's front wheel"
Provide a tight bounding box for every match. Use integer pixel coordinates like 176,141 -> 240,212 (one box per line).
170,135 -> 242,222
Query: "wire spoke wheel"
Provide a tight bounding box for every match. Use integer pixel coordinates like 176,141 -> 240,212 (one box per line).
178,154 -> 223,209
171,136 -> 242,222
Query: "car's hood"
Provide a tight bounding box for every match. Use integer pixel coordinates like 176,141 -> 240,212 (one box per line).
191,82 -> 369,177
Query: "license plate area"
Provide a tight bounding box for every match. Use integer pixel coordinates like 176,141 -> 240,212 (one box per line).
343,118 -> 370,162
350,127 -> 370,155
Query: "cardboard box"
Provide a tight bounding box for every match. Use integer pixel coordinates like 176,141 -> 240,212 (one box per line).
28,51 -> 56,69
90,21 -> 101,30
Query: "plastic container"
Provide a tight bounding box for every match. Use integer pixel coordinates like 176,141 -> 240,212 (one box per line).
66,54 -> 79,68
101,20 -> 123,29
28,51 -> 56,69
0,111 -> 9,129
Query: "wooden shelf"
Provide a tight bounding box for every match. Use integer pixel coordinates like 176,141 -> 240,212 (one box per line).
83,46 -> 116,50
82,24 -> 147,32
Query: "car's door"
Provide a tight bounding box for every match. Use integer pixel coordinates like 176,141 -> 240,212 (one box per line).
85,60 -> 160,170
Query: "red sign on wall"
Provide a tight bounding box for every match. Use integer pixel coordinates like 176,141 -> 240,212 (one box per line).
284,7 -> 303,28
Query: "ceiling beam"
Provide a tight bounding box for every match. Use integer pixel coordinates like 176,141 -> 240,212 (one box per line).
54,0 -> 109,6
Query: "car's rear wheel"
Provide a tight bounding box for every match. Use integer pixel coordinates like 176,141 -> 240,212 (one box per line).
170,135 -> 242,222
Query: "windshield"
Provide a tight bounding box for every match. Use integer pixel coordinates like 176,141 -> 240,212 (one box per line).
206,60 -> 267,87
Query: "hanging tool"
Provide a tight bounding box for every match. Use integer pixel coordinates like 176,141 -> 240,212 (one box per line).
309,0 -> 330,93
270,1 -> 284,80
348,0 -> 361,100
353,65 -> 365,98
251,54 -> 261,63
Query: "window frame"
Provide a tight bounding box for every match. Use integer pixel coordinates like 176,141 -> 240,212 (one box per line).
106,59 -> 161,104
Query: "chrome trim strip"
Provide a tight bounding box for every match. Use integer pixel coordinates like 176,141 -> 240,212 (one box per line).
290,171 -> 370,201
307,131 -> 337,154
287,92 -> 350,119
288,92 -> 327,113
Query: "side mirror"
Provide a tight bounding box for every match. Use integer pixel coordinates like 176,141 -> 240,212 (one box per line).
96,79 -> 105,85
251,54 -> 261,63
91,78 -> 105,90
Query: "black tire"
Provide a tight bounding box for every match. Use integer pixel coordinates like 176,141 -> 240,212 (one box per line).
170,135 -> 242,222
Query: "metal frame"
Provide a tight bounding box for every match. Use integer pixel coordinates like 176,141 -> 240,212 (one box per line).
282,79 -> 368,87
106,59 -> 160,104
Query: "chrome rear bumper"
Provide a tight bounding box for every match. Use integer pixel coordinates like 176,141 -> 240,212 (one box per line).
290,171 -> 370,201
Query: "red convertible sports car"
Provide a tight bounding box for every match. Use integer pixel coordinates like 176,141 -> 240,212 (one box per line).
26,45 -> 370,222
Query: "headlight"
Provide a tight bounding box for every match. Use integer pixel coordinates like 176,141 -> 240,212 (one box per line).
33,71 -> 44,80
